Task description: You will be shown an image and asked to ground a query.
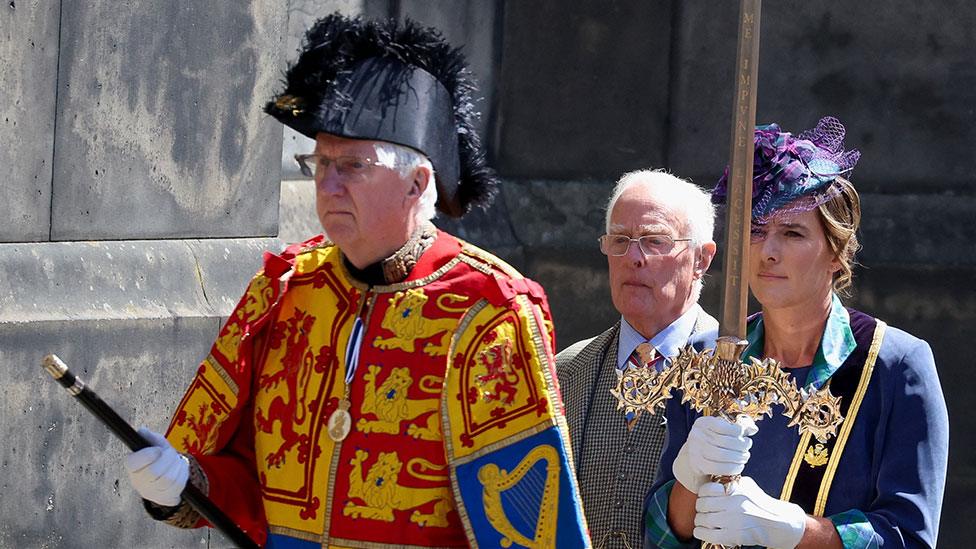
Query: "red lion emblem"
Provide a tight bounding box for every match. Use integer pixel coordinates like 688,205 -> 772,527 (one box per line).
255,308 -> 316,467
175,402 -> 219,454
475,340 -> 520,406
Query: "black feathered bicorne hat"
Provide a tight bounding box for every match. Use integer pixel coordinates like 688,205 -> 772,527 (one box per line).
265,13 -> 497,217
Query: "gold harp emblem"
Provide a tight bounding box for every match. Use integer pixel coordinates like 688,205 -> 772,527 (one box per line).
478,445 -> 559,549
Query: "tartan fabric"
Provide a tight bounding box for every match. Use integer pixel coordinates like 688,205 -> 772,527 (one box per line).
743,294 -> 856,391
830,509 -> 880,549
557,311 -> 717,549
643,480 -> 695,549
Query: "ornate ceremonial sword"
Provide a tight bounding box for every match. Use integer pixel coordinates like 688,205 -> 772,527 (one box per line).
41,354 -> 259,549
611,2 -> 844,547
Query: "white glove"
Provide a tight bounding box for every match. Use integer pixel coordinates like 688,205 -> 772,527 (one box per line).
124,427 -> 189,507
672,415 -> 757,493
693,476 -> 807,549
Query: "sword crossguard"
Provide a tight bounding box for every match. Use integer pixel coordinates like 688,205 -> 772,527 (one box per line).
611,342 -> 844,442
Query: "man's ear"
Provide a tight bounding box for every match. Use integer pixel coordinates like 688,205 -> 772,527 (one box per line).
696,241 -> 718,277
407,165 -> 432,199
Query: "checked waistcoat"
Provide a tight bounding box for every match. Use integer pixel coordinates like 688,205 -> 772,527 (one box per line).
556,312 -> 717,549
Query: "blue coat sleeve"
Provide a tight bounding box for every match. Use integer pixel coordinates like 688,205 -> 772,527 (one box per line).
847,337 -> 949,548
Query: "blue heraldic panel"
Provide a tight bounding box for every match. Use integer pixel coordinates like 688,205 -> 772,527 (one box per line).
456,426 -> 588,548
265,534 -> 319,548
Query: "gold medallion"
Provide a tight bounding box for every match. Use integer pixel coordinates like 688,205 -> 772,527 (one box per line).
327,398 -> 352,441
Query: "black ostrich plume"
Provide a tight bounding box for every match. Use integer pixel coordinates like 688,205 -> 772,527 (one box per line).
265,13 -> 497,216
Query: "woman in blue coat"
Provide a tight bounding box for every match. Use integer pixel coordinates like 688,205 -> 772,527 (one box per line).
644,117 -> 948,548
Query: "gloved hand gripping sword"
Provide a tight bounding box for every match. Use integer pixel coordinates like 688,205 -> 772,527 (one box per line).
609,2 -> 844,548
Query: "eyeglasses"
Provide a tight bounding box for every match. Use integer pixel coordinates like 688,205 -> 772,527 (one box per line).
598,234 -> 692,256
294,153 -> 389,179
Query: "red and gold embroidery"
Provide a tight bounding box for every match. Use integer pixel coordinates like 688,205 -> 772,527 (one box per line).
373,289 -> 470,356
475,337 -> 519,407
343,450 -> 453,528
164,233 -> 571,546
357,365 -> 442,441
447,298 -> 554,457
255,308 -> 319,468
213,275 -> 276,372
170,366 -> 235,454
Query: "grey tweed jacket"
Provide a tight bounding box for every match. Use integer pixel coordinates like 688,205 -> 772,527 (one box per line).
556,309 -> 718,549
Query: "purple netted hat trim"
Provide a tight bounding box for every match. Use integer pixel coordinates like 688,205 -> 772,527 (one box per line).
712,116 -> 860,222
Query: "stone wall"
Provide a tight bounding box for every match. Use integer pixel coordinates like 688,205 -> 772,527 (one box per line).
3,0 -> 973,546
430,2 -> 976,546
1,1 -> 286,546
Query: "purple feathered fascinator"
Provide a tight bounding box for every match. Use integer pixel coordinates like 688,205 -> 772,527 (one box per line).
712,116 -> 860,221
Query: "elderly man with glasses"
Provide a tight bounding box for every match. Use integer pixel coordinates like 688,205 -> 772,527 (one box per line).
556,169 -> 719,548
122,14 -> 588,548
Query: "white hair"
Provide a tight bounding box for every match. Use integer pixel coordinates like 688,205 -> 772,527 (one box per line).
373,142 -> 438,222
605,168 -> 715,244
605,168 -> 716,299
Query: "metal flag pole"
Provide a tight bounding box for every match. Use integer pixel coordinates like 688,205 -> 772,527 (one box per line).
41,354 -> 260,549
610,2 -> 844,547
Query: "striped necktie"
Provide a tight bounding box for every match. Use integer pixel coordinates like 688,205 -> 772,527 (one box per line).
622,343 -> 661,430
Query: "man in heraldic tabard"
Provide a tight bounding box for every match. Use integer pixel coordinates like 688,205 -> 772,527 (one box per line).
122,13 -> 589,548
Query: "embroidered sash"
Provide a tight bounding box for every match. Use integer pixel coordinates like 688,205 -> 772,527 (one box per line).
779,309 -> 887,515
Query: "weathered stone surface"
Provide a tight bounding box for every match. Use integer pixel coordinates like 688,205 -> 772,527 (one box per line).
859,193 -> 976,266
521,247 -> 617,346
0,0 -> 60,242
0,239 -> 278,323
50,2 -> 287,240
1,319 -> 223,549
502,179 -> 611,250
0,238 -> 276,547
494,1 -> 674,179
278,178 -> 322,245
668,1 -> 976,194
281,129 -> 317,181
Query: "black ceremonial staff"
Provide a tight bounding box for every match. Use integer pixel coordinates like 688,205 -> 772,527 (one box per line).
41,354 -> 260,549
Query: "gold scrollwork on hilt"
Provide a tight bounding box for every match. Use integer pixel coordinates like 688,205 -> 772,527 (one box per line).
478,445 -> 559,549
612,337 -> 844,442
613,338 -> 844,549
610,346 -> 685,422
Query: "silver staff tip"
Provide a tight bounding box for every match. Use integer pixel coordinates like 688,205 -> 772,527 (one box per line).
42,354 -> 69,379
